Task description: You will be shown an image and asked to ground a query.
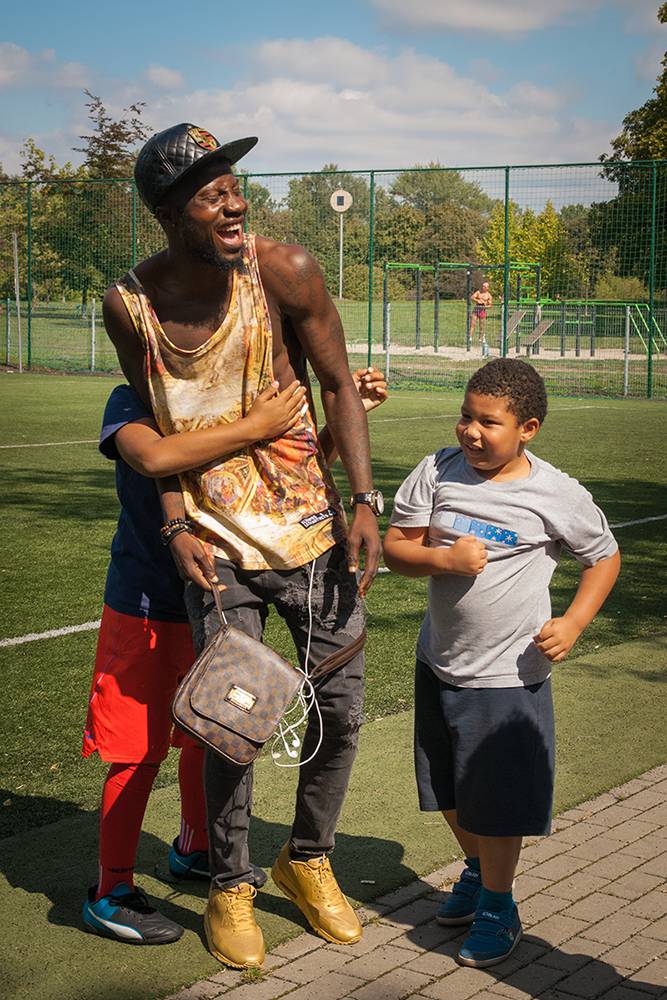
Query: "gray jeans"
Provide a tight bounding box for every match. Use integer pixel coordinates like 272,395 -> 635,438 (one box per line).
184,543 -> 366,890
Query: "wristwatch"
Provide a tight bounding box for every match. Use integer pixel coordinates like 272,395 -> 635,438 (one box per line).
350,490 -> 385,516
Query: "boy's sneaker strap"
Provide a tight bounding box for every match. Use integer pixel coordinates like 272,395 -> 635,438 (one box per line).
436,865 -> 481,926
457,903 -> 522,968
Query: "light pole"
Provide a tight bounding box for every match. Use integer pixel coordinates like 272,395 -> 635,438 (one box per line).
330,189 -> 353,299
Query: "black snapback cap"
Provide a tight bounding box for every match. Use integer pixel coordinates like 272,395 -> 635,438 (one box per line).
134,123 -> 258,213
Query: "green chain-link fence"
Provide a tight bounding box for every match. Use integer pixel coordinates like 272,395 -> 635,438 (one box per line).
2,161 -> 666,398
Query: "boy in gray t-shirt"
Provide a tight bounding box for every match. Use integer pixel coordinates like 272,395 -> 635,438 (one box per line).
384,359 -> 620,970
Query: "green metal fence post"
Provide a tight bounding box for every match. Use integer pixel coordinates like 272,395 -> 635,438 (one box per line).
433,264 -> 440,351
367,171 -> 375,368
561,305 -> 567,357
131,183 -> 137,268
382,262 -> 388,350
5,297 -> 9,366
502,166 -> 510,357
242,174 -> 249,233
648,161 -> 657,399
27,181 -> 32,369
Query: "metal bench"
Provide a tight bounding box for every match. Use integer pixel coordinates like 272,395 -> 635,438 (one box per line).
519,318 -> 555,355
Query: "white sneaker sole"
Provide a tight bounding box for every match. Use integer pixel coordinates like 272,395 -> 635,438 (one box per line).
457,926 -> 523,968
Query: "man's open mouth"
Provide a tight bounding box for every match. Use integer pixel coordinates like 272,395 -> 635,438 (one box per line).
215,223 -> 244,252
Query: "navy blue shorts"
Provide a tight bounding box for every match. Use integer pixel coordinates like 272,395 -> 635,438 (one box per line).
414,659 -> 555,837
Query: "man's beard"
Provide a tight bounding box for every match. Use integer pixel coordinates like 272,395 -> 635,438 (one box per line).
178,215 -> 243,271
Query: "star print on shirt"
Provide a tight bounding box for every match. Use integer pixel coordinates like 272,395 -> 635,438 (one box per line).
453,515 -> 518,547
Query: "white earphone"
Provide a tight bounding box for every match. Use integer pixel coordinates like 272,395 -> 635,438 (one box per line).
271,559 -> 324,769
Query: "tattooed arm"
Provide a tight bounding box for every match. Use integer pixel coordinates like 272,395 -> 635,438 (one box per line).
258,238 -> 381,596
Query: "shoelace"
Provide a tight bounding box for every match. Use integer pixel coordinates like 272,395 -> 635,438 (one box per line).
306,857 -> 346,909
226,885 -> 257,932
109,887 -> 153,915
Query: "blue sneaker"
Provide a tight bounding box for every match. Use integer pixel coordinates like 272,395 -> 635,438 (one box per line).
457,904 -> 522,968
82,883 -> 183,945
168,839 -> 268,888
436,865 -> 481,925
168,838 -> 210,881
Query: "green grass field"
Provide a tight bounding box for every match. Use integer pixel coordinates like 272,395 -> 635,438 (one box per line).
1,372 -> 666,838
1,372 -> 666,1000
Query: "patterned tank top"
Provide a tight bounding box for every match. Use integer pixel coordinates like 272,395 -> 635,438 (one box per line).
115,234 -> 345,571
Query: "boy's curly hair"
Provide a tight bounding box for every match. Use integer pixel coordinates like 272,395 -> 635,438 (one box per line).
466,359 -> 547,424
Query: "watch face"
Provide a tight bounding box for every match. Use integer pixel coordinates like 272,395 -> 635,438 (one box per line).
351,491 -> 385,515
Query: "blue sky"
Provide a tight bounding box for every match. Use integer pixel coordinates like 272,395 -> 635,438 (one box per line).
1,0 -> 665,174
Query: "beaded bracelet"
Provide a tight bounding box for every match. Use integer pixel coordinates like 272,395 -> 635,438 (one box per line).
160,519 -> 193,546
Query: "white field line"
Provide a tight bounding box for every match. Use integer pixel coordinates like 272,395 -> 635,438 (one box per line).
0,439 -> 97,450
611,513 -> 667,529
370,404 -> 624,424
0,620 -> 101,648
2,512 -> 664,649
0,403 -> 640,448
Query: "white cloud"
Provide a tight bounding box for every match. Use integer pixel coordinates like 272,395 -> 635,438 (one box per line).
147,37 -> 613,170
146,65 -> 184,88
0,132 -> 20,172
53,61 -> 90,89
0,43 -> 90,89
635,41 -> 664,82
371,0 -> 588,35
0,35 -> 617,176
469,58 -> 503,84
0,43 -> 31,86
506,82 -> 565,113
614,0 -> 664,33
371,0 -> 664,35
256,37 -> 389,88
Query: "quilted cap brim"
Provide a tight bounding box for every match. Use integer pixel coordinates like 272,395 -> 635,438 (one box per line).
135,131 -> 258,213
157,137 -> 258,211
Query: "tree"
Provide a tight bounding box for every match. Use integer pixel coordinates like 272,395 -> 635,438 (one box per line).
476,200 -> 579,299
75,91 -> 150,178
390,164 -> 495,215
595,6 -> 667,299
602,4 -> 667,164
20,139 -> 78,182
68,93 -> 152,310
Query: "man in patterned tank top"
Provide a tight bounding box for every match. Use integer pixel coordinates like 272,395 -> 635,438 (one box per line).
103,123 -> 382,968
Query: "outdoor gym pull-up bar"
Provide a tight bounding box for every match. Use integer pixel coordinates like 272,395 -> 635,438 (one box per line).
382,262 -> 436,351
437,262 -> 542,350
382,261 -> 542,355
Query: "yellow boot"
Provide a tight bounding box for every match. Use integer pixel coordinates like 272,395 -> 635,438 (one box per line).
204,883 -> 265,968
271,845 -> 362,945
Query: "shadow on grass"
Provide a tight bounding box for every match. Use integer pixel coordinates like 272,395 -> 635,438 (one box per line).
0,790 -> 205,939
0,792 -> 420,941
3,466 -> 115,523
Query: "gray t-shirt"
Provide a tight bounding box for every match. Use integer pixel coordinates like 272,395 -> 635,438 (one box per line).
390,448 -> 618,689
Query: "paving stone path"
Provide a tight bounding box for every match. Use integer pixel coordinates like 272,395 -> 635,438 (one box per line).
167,765 -> 667,1000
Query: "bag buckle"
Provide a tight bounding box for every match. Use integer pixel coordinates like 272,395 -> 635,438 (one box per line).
225,685 -> 257,713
